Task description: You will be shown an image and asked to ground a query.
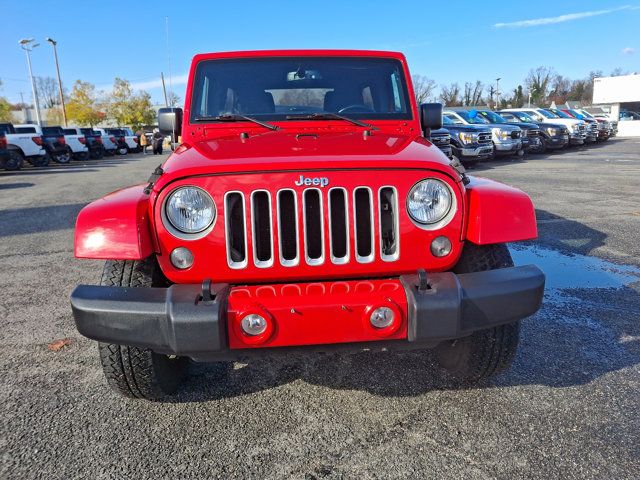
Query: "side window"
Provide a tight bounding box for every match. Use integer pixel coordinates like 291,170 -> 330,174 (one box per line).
362,86 -> 374,110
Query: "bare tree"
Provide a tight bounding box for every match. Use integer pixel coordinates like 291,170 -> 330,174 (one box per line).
167,91 -> 181,107
439,83 -> 461,106
36,76 -> 63,109
412,75 -> 436,104
610,67 -> 628,77
525,66 -> 555,105
462,80 -> 484,106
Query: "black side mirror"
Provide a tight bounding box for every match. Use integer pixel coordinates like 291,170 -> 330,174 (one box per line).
420,103 -> 443,135
158,107 -> 183,138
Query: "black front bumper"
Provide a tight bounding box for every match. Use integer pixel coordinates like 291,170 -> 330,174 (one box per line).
71,265 -> 544,361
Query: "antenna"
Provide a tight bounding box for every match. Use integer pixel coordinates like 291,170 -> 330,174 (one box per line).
165,16 -> 177,149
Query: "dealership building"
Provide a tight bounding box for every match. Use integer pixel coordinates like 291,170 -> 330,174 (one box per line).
592,73 -> 640,136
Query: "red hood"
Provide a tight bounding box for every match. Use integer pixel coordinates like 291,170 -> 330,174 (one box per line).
154,130 -> 455,192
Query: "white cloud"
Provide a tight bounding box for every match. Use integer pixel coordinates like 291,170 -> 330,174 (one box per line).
97,73 -> 189,93
493,5 -> 639,28
622,47 -> 636,55
130,74 -> 189,91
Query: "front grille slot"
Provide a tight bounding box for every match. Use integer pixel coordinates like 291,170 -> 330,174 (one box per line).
224,192 -> 247,268
251,191 -> 273,267
303,189 -> 324,264
328,188 -> 349,263
379,187 -> 399,261
277,189 -> 299,265
354,187 -> 374,262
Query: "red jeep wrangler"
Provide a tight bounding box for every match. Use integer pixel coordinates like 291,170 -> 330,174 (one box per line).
71,50 -> 544,400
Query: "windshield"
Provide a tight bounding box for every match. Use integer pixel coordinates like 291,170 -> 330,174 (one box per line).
551,109 -> 572,119
513,111 -> 535,122
443,113 -> 466,125
190,57 -> 411,122
453,110 -> 488,125
537,109 -> 558,119
578,110 -> 594,119
477,110 -> 506,124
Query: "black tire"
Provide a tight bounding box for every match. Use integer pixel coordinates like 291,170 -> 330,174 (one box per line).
116,146 -> 128,155
52,148 -> 72,164
90,146 -> 105,160
97,258 -> 188,400
30,152 -> 50,167
74,151 -> 90,161
4,150 -> 24,170
435,243 -> 521,384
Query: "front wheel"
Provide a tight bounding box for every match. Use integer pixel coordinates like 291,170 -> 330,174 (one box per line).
116,146 -> 128,155
435,243 -> 521,384
97,258 -> 189,400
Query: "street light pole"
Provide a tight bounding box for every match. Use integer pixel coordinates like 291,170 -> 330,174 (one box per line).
46,37 -> 67,126
495,77 -> 501,109
19,38 -> 42,126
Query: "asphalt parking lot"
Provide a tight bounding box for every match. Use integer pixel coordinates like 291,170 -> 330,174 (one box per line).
1,140 -> 639,479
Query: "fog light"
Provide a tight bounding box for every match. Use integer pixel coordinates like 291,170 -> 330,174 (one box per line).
170,247 -> 194,269
370,306 -> 395,329
430,236 -> 452,257
241,314 -> 268,336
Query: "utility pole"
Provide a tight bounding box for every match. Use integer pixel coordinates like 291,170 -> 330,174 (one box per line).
161,72 -> 168,107
495,77 -> 501,110
19,38 -> 42,126
46,37 -> 68,126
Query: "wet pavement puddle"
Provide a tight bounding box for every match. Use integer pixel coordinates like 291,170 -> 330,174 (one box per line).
510,244 -> 640,297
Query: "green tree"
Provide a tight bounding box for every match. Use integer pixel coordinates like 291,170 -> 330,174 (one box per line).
67,80 -> 105,126
0,97 -> 15,122
106,78 -> 155,129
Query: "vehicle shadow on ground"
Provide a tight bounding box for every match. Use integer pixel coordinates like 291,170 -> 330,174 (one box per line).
0,154 -> 154,177
0,182 -> 35,190
534,208 -> 608,257
0,203 -> 86,236
169,211 -> 638,403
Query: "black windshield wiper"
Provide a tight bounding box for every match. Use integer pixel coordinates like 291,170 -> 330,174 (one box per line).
194,114 -> 278,131
285,113 -> 377,129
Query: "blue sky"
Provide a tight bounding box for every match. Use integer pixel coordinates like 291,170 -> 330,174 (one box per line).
1,0 -> 638,105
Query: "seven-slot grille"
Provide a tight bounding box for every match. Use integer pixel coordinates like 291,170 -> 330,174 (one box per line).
224,186 -> 400,269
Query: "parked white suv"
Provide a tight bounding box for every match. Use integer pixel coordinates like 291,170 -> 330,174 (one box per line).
61,127 -> 90,160
502,108 -> 587,145
0,122 -> 49,169
93,128 -> 119,156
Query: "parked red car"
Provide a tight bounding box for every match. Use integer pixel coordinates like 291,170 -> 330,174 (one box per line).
70,50 -> 545,400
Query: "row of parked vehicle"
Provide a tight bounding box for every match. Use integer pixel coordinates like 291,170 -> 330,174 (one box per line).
0,123 -> 143,171
428,106 -> 618,167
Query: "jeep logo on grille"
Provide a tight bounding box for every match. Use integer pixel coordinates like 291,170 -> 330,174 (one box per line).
295,175 -> 329,187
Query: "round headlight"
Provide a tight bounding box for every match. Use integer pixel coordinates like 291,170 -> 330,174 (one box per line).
165,186 -> 215,234
407,179 -> 452,225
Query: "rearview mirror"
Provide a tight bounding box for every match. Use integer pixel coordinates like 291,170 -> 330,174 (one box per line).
158,107 -> 183,138
420,103 -> 443,134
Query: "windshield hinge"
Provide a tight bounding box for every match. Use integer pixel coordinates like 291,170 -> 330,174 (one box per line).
143,165 -> 164,194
